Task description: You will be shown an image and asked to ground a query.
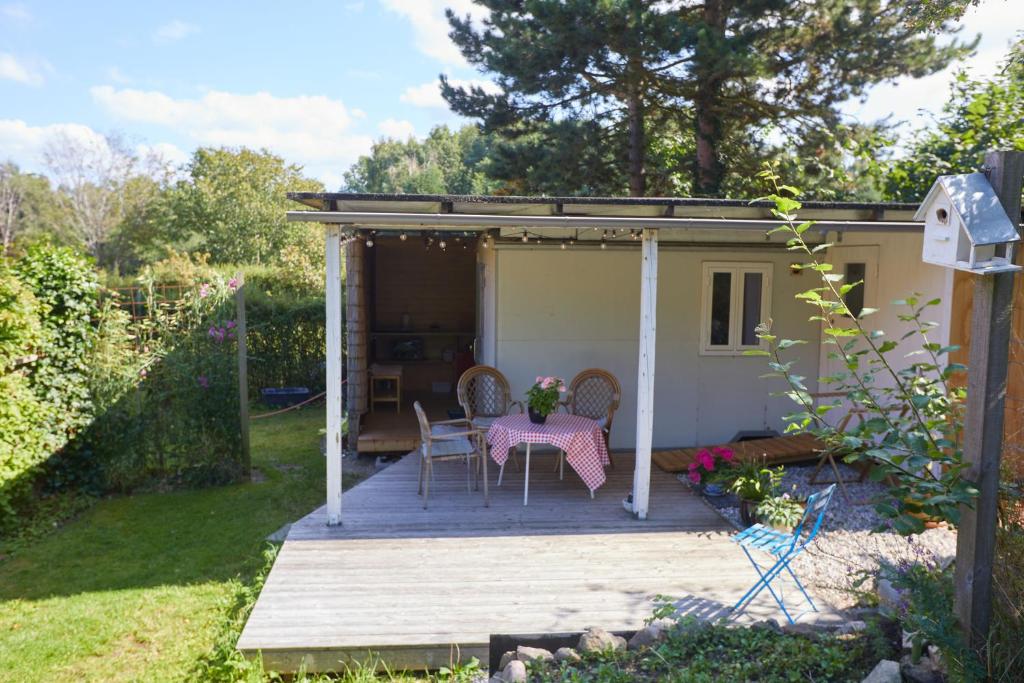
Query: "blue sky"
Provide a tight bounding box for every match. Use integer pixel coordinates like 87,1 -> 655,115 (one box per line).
0,1 -> 1018,190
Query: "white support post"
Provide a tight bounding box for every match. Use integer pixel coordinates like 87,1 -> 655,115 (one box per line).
325,225 -> 344,526
632,227 -> 658,519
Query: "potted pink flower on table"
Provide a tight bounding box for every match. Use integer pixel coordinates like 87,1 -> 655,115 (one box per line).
525,375 -> 566,424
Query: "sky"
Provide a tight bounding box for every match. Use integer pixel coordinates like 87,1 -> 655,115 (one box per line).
0,1 -> 1018,191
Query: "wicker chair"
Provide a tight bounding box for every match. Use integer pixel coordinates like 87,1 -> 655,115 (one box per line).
561,368 -> 621,468
457,365 -> 524,470
413,401 -> 489,509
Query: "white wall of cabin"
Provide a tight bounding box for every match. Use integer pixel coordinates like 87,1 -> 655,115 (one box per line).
819,231 -> 954,383
486,245 -> 824,449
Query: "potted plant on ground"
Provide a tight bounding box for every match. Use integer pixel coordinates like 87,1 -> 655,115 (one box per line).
728,457 -> 784,526
756,492 -> 805,533
686,446 -> 735,496
525,376 -> 566,424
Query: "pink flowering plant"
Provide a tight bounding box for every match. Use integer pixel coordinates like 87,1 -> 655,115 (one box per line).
526,375 -> 566,416
686,446 -> 735,486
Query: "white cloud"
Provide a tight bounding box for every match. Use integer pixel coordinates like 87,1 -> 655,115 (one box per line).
0,52 -> 44,85
0,119 -> 109,171
153,20 -> 199,44
106,66 -> 132,85
400,78 -> 499,109
1,3 -> 30,21
90,85 -> 374,183
380,0 -> 486,66
377,118 -> 416,139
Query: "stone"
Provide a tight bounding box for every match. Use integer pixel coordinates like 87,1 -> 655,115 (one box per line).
751,618 -> 783,634
900,660 -> 944,683
877,578 -> 904,615
860,659 -> 901,683
554,647 -> 581,663
488,676 -> 504,683
515,645 -> 553,664
502,659 -> 528,682
836,620 -> 868,635
578,627 -> 627,654
497,650 -> 516,671
781,622 -> 827,638
628,624 -> 664,650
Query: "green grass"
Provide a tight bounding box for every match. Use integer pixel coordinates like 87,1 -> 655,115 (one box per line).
0,407 -> 357,683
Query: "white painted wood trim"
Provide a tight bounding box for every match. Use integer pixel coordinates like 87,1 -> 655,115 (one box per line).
632,228 -> 657,520
325,225 -> 344,525
698,261 -> 773,355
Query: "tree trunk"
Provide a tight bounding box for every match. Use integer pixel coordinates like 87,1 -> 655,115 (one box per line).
693,0 -> 726,196
627,89 -> 646,197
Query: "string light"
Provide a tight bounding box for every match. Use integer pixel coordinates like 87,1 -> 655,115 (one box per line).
601,230 -> 608,250
560,239 -> 567,250
399,232 -> 407,241
521,230 -> 529,243
439,238 -> 447,250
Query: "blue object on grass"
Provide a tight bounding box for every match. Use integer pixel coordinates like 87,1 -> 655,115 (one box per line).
261,387 -> 311,408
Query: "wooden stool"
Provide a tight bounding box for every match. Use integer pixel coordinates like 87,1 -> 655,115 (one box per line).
370,364 -> 403,413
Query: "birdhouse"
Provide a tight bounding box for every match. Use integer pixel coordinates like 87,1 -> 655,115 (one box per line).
915,173 -> 1021,274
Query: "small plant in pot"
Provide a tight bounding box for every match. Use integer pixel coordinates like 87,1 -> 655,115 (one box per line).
757,491 -> 805,533
686,446 -> 735,496
525,375 -> 566,424
728,457 -> 784,526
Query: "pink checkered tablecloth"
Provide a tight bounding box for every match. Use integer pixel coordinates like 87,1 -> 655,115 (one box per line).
486,413 -> 611,492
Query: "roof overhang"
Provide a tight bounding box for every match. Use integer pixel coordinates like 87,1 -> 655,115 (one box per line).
286,192 -> 927,235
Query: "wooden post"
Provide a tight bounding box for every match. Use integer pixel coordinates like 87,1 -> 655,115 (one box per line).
235,274 -> 251,478
632,227 -> 658,519
325,225 -> 344,525
954,150 -> 1024,655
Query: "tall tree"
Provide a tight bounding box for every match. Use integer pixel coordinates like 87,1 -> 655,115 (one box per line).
168,147 -> 323,264
344,125 -> 496,194
443,0 -> 972,196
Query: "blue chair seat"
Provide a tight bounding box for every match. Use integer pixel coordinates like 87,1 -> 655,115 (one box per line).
732,523 -> 794,556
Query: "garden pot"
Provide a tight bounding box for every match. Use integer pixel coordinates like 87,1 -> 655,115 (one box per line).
703,483 -> 726,497
739,499 -> 759,527
528,407 -> 547,425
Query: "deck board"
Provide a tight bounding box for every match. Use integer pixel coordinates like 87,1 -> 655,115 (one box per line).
238,451 -> 837,672
652,433 -> 825,473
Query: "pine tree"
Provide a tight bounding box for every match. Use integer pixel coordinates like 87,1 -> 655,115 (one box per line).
443,0 -> 973,196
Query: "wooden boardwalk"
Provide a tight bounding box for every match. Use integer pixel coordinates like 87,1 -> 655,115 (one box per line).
238,450 -> 835,673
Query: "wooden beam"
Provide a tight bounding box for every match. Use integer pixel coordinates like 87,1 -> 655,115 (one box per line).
632,228 -> 657,519
954,150 -> 1024,655
325,225 -> 344,525
235,275 -> 250,478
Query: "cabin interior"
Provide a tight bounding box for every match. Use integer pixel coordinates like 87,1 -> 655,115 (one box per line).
358,236 -> 478,452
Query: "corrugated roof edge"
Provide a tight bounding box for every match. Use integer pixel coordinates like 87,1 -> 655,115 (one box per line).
286,191 -> 920,212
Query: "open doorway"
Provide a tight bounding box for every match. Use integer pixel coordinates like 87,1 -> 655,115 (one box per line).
359,236 -> 478,452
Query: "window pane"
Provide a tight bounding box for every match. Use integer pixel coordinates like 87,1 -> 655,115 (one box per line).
741,272 -> 763,345
710,271 -> 731,346
844,262 -> 866,318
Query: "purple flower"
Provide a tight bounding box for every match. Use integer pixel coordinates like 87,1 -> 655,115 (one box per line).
226,320 -> 236,329
199,283 -> 211,298
228,277 -> 239,291
197,375 -> 209,388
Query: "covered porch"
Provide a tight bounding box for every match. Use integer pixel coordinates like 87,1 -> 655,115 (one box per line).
237,451 -> 840,672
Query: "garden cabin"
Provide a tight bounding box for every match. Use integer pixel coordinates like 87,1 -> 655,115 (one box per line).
235,191 -> 1023,674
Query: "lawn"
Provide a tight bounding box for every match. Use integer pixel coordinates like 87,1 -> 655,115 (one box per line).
0,407 -> 357,683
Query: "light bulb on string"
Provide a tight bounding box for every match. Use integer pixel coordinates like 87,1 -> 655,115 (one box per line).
439,239 -> 447,250
560,240 -> 567,250
521,230 -> 529,243
399,232 -> 407,241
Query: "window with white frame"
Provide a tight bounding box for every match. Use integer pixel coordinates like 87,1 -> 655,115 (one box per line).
699,262 -> 773,355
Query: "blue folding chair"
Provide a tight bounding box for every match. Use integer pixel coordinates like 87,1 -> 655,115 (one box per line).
730,484 -> 836,624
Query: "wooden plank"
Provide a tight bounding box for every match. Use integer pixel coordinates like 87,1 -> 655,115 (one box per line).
652,434 -> 826,473
632,227 -> 658,519
325,225 -> 344,525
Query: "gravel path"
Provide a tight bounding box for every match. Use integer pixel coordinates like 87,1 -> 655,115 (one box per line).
706,464 -> 957,610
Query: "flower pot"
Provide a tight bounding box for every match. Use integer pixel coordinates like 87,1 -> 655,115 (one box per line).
703,483 -> 726,497
739,499 -> 759,527
528,407 -> 547,425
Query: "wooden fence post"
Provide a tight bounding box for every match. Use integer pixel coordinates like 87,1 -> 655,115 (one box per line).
235,273 -> 251,478
954,150 -> 1024,656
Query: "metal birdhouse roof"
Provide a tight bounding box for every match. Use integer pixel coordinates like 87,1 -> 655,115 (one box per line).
914,172 -> 1020,245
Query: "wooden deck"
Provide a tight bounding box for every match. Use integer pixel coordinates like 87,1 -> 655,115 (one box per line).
357,393 -> 455,453
653,433 -> 826,473
238,450 -> 836,673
